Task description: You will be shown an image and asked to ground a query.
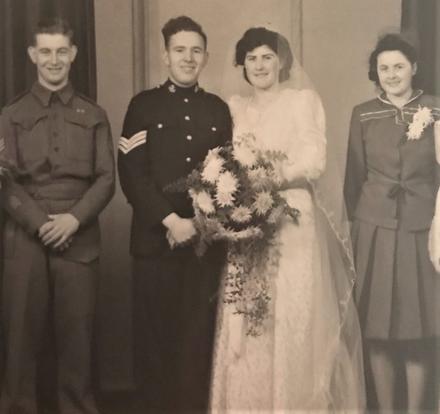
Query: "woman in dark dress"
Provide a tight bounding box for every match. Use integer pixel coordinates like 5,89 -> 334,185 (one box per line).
344,34 -> 440,412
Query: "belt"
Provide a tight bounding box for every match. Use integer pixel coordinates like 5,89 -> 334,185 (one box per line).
23,180 -> 90,200
367,174 -> 434,199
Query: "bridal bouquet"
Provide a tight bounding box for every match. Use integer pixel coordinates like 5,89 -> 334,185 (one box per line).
168,133 -> 300,335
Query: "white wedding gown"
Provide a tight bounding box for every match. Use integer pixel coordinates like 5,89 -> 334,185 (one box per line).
210,89 -> 365,413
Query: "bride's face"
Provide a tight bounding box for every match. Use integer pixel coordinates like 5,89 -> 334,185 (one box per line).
244,45 -> 280,91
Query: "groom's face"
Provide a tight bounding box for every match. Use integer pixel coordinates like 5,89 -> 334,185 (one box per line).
163,30 -> 208,87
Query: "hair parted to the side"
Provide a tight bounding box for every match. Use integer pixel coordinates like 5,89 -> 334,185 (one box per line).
235,27 -> 293,84
31,17 -> 74,45
368,33 -> 420,88
161,15 -> 207,49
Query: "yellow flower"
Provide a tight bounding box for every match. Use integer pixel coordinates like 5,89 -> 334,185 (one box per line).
231,206 -> 253,223
253,191 -> 274,215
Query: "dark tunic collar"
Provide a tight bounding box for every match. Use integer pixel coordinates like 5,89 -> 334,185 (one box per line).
377,89 -> 423,107
31,81 -> 74,107
163,79 -> 201,96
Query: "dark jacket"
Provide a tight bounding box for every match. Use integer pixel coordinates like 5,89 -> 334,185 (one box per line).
344,90 -> 440,231
118,79 -> 232,257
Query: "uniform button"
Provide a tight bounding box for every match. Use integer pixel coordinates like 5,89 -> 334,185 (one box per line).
186,135 -> 192,141
54,147 -> 59,152
184,115 -> 190,121
184,98 -> 189,103
211,126 -> 217,131
185,157 -> 191,163
157,123 -> 163,128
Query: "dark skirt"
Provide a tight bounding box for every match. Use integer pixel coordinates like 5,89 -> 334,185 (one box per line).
352,220 -> 440,340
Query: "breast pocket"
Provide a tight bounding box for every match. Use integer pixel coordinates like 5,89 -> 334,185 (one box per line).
12,113 -> 49,162
64,111 -> 100,162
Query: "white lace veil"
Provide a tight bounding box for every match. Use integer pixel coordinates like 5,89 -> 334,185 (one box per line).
214,24 -> 366,410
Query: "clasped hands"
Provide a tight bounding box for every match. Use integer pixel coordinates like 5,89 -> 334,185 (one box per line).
38,213 -> 79,252
162,213 -> 197,249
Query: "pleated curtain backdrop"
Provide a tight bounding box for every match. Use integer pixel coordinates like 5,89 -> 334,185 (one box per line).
401,0 -> 440,95
0,0 -> 96,108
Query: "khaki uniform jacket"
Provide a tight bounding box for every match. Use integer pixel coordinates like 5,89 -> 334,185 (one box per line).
0,82 -> 115,263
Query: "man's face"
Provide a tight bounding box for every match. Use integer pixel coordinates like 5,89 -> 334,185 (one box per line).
163,30 -> 208,87
28,33 -> 77,91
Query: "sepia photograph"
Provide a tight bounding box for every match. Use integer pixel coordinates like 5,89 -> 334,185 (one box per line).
0,0 -> 439,413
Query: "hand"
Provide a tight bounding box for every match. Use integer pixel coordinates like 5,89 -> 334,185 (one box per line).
428,215 -> 440,273
162,213 -> 196,247
51,237 -> 74,252
38,214 -> 80,249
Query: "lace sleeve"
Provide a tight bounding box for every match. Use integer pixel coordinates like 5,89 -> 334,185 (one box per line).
281,89 -> 326,182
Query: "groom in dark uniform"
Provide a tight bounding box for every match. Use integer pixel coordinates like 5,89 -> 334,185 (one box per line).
118,16 -> 232,413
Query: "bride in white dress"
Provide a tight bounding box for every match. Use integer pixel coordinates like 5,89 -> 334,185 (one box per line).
210,27 -> 365,412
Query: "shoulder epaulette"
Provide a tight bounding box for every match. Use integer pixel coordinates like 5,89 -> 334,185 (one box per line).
76,92 -> 99,106
4,89 -> 30,108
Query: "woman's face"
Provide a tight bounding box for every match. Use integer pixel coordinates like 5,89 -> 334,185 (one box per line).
244,45 -> 280,91
377,50 -> 416,99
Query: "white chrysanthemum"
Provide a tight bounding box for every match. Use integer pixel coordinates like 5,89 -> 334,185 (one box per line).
407,106 -> 434,140
231,206 -> 253,223
248,166 -> 280,189
233,143 -> 258,167
201,156 -> 224,183
248,166 -> 266,182
253,191 -> 274,215
217,171 -> 238,196
215,191 -> 235,207
193,190 -> 215,214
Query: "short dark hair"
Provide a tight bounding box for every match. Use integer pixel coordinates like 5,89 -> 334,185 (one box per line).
368,33 -> 419,87
235,27 -> 293,84
161,16 -> 207,49
31,17 -> 74,45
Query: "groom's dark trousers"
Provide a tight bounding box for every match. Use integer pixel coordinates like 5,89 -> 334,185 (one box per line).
133,245 -> 225,412
118,79 -> 232,412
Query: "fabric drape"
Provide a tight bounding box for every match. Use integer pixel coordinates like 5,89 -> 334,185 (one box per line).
0,0 -> 96,108
401,0 -> 440,95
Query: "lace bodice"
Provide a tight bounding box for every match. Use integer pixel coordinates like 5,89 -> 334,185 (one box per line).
228,88 -> 327,182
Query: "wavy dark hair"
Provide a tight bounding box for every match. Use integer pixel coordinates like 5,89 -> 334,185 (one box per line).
368,33 -> 420,88
235,27 -> 293,84
162,15 -> 207,49
31,17 -> 74,45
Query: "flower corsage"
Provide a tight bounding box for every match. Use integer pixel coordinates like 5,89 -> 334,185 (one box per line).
407,106 -> 434,140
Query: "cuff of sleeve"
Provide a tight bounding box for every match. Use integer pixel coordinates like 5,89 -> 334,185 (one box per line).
20,205 -> 48,235
69,202 -> 90,226
151,204 -> 175,228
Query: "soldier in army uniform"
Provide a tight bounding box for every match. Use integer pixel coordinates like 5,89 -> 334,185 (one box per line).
118,15 -> 232,413
0,18 -> 115,414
